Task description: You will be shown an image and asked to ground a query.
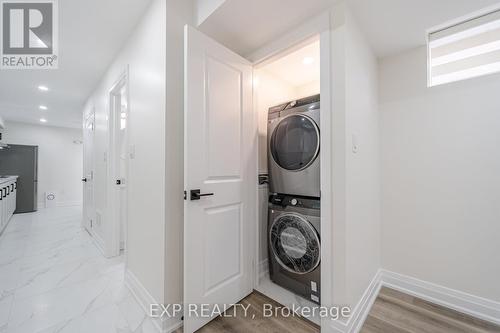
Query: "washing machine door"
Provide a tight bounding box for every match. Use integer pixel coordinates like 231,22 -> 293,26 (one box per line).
270,213 -> 320,274
270,114 -> 320,171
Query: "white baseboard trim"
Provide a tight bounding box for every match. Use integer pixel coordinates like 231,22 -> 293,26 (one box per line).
57,201 -> 83,207
37,201 -> 83,208
327,268 -> 500,333
125,269 -> 183,333
329,269 -> 382,333
380,270 -> 500,326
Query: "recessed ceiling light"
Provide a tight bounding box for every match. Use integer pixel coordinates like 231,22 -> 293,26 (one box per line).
38,85 -> 49,91
40,118 -> 47,123
303,57 -> 315,65
39,105 -> 48,110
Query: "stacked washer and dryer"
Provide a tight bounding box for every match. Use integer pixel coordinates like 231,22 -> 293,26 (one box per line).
267,94 -> 321,304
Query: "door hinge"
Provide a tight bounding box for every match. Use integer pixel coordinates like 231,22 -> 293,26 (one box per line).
90,219 -> 93,228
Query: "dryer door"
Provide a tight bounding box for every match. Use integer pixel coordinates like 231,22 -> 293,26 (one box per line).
270,213 -> 320,274
270,114 -> 320,171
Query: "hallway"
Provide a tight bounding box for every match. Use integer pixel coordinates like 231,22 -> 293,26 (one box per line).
0,207 -> 155,333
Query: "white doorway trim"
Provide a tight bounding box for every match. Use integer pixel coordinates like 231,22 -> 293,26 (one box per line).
108,67 -> 130,258
319,17 -> 334,318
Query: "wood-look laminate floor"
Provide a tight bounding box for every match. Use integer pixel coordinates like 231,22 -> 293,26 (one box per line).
177,288 -> 500,333
175,291 -> 320,333
361,287 -> 500,333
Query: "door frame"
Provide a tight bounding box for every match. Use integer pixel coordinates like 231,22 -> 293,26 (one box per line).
247,11 -> 333,322
108,67 -> 130,258
82,109 -> 96,233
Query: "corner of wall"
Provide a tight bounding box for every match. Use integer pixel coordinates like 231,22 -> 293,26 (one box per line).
329,0 -> 381,309
164,0 -> 195,309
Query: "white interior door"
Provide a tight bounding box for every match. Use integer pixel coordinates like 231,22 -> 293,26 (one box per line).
83,112 -> 95,232
184,25 -> 256,333
117,84 -> 128,251
110,74 -> 129,256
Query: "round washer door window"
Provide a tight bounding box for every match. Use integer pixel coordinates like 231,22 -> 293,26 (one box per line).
270,114 -> 319,171
270,213 -> 320,274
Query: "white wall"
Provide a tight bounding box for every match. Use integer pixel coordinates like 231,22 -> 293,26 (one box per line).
330,4 -> 381,307
344,9 -> 381,306
380,46 -> 500,302
2,121 -> 83,207
195,0 -> 225,25
297,80 -> 320,98
164,0 -> 193,323
82,0 -> 167,304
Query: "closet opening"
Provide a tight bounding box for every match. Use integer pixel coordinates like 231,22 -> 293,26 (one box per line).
253,37 -> 322,325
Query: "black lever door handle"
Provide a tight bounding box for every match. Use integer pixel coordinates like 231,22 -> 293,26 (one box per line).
190,189 -> 214,201
82,178 -> 87,182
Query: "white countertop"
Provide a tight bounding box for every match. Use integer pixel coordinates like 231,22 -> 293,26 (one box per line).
0,176 -> 18,185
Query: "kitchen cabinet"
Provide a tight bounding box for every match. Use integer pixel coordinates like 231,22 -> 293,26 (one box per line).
0,176 -> 18,235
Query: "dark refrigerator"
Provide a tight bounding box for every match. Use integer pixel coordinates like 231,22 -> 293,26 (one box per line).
0,144 -> 38,213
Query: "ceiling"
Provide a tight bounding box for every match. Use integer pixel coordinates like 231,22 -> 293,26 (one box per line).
199,0 -> 337,57
348,0 -> 500,58
0,0 -> 153,129
200,0 -> 500,59
260,41 -> 320,87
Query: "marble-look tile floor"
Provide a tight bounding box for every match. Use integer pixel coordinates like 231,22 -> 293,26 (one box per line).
0,206 -> 156,333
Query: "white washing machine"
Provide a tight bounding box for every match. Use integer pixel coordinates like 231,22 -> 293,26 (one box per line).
267,94 -> 320,198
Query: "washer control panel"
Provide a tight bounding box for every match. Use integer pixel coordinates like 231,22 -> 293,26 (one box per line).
269,194 -> 320,209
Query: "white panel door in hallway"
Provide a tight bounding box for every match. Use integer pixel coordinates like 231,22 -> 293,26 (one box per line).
83,112 -> 95,233
110,74 -> 129,255
183,25 -> 256,333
